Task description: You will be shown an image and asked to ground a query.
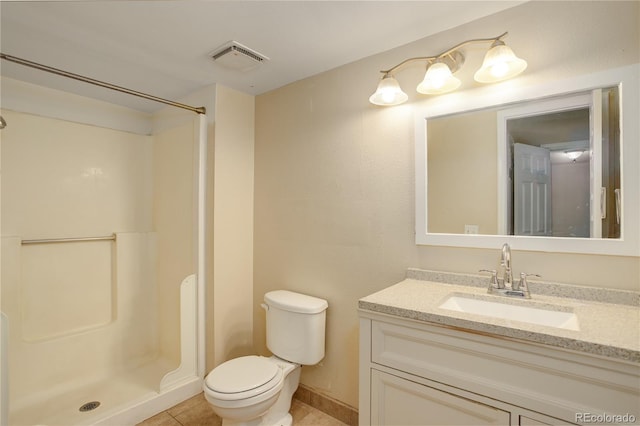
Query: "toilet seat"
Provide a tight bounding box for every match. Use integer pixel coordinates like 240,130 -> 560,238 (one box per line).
205,356 -> 283,401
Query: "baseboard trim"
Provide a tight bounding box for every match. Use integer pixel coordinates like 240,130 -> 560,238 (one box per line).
293,384 -> 358,426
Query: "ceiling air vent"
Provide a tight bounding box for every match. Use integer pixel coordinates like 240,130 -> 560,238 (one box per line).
210,41 -> 269,72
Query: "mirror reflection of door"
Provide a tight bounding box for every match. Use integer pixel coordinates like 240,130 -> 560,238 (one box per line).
504,87 -> 620,238
513,143 -> 552,236
507,107 -> 591,237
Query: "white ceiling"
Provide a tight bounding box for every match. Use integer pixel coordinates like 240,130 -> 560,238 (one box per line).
1,1 -> 523,113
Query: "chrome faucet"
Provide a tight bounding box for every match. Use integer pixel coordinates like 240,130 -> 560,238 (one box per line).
513,272 -> 540,299
479,243 -> 540,299
500,243 -> 513,290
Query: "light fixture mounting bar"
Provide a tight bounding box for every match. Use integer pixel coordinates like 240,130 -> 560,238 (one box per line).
379,32 -> 508,75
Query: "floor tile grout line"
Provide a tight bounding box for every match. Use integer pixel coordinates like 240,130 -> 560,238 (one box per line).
167,409 -> 184,426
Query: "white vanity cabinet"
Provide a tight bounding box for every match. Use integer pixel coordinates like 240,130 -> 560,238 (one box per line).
359,311 -> 640,426
370,369 -> 510,425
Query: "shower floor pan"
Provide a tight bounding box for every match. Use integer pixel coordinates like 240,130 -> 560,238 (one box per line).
9,357 -> 198,426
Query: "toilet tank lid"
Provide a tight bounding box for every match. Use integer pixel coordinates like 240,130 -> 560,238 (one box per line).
264,290 -> 328,314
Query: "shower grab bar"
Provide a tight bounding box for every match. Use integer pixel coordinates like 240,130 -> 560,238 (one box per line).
21,234 -> 116,245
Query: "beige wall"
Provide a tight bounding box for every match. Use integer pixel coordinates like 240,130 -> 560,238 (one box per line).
212,85 -> 256,366
254,1 -> 640,409
427,110 -> 497,234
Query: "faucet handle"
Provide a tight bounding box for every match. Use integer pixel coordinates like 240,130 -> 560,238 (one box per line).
516,272 -> 541,298
479,269 -> 499,293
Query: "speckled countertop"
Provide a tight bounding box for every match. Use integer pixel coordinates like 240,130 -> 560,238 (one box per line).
358,270 -> 640,363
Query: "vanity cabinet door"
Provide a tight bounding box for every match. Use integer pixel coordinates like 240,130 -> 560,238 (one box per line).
371,369 -> 510,425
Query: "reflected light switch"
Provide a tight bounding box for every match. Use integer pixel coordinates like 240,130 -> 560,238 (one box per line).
464,224 -> 479,234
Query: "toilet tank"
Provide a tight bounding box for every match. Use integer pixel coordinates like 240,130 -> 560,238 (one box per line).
263,290 -> 328,365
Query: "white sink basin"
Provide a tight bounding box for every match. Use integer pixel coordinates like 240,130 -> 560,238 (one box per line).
438,295 -> 580,331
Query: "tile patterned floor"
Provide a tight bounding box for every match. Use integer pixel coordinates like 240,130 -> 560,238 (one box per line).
137,392 -> 348,426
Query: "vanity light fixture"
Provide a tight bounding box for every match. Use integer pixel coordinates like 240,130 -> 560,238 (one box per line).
416,55 -> 462,95
474,39 -> 528,83
369,32 -> 527,106
368,74 -> 409,106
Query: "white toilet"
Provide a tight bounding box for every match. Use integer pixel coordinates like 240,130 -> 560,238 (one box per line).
203,290 -> 328,426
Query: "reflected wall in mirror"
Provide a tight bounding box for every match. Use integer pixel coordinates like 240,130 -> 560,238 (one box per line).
426,86 -> 620,239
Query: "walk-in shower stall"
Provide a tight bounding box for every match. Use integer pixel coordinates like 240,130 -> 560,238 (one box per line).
0,56 -> 207,425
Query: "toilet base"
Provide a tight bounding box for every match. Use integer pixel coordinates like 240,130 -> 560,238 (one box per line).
221,413 -> 291,426
266,412 -> 292,426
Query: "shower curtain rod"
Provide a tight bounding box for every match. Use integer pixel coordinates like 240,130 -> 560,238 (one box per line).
1,53 -> 206,115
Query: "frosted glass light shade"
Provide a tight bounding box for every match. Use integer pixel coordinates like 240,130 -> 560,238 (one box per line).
369,75 -> 408,106
474,42 -> 527,83
416,62 -> 461,95
565,150 -> 585,161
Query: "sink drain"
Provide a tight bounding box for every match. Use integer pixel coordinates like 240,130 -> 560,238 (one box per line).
79,401 -> 100,412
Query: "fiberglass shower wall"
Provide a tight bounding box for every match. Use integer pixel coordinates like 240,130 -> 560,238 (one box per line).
0,103 -> 196,424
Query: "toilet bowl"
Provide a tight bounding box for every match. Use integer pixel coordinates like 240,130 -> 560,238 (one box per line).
203,290 -> 327,426
203,355 -> 300,426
